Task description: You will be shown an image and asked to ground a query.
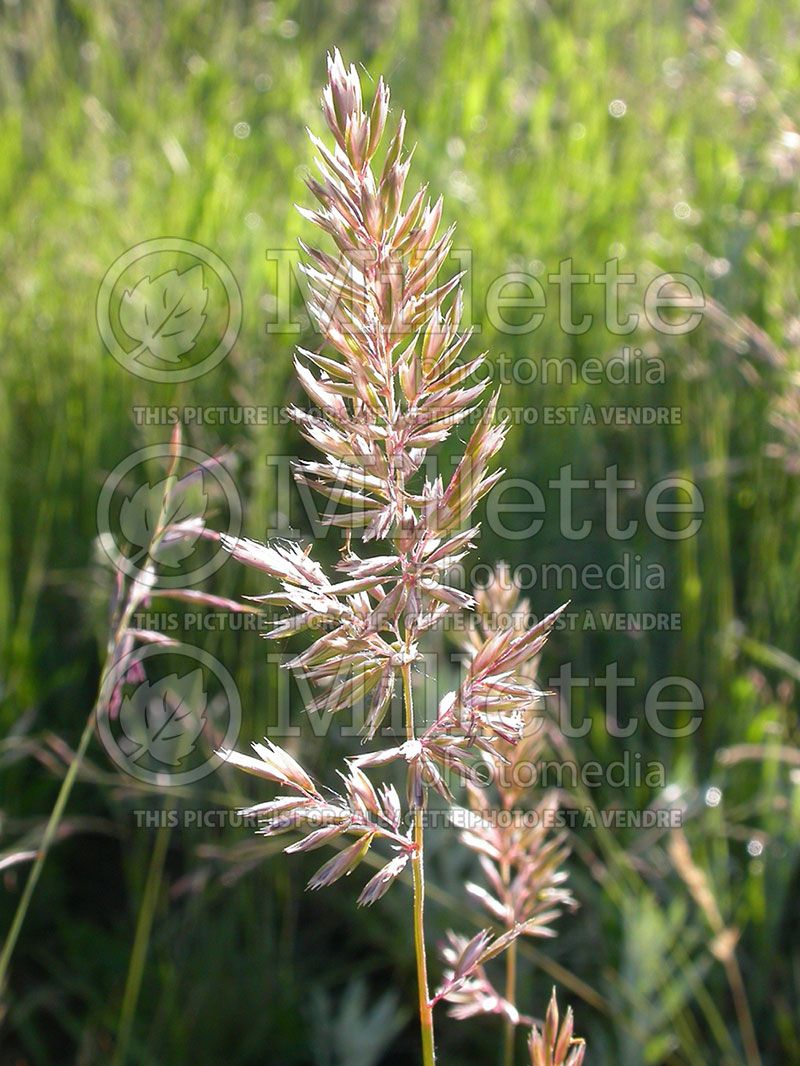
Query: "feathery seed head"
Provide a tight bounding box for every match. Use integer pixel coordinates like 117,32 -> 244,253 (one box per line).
219,66 -> 579,1066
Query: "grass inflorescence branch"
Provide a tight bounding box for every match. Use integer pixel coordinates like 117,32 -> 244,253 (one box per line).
220,49 -> 585,1066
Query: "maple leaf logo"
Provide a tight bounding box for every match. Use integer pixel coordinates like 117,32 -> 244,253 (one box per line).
119,265 -> 208,365
119,669 -> 207,767
118,471 -> 208,567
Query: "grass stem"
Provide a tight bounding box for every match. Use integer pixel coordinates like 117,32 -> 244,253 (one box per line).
502,937 -> 518,1066
402,661 -> 436,1066
0,707 -> 96,992
112,805 -> 173,1066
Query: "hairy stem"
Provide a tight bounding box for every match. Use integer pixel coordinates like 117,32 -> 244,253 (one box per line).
403,661 -> 436,1066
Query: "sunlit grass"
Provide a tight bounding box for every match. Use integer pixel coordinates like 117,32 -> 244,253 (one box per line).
0,1 -> 798,1063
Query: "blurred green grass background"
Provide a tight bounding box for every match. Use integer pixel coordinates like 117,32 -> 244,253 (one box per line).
1,1 -> 799,1063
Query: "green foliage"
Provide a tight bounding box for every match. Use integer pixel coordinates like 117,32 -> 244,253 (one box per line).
0,1 -> 798,1063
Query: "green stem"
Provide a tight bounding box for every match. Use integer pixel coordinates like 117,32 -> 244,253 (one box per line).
0,466 -> 176,993
502,937 -> 518,1066
112,804 -> 173,1066
402,662 -> 436,1066
500,845 -> 517,1066
722,954 -> 762,1066
0,707 -> 95,993
412,810 -> 435,1066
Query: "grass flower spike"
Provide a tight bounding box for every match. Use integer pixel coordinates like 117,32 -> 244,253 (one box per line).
220,50 -> 583,1065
